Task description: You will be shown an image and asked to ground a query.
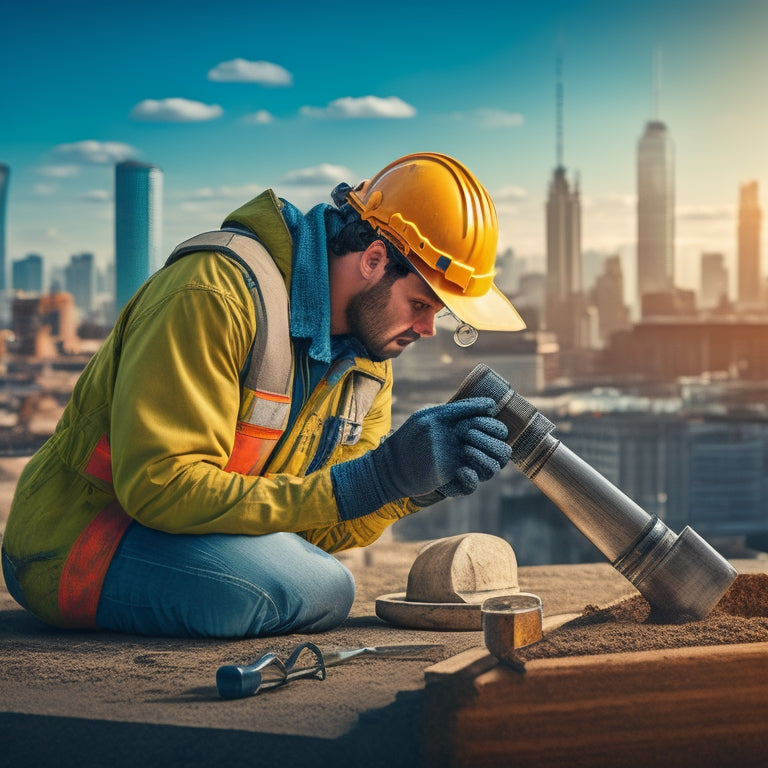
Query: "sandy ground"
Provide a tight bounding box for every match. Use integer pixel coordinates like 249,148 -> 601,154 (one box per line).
2,454 -> 767,767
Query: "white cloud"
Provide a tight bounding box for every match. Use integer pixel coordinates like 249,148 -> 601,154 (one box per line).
677,204 -> 734,221
280,164 -> 353,186
36,164 -> 80,178
53,140 -> 138,164
173,167 -> 355,225
130,98 -> 223,123
33,183 -> 58,196
494,185 -> 528,202
183,183 -> 264,203
176,184 -> 265,225
241,110 -> 275,125
604,193 -> 636,208
81,189 -> 111,202
42,227 -> 66,243
300,96 -> 416,119
581,193 -> 636,214
208,59 -> 292,86
450,108 -> 524,128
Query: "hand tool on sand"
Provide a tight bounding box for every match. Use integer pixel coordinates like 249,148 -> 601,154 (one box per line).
452,364 -> 737,621
217,642 -> 441,699
482,593 -> 544,670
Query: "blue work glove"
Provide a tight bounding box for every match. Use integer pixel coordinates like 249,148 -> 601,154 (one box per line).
331,397 -> 512,520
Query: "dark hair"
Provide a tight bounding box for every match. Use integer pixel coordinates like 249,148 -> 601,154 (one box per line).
327,183 -> 413,281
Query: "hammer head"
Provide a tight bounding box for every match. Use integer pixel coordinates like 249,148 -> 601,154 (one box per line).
628,525 -> 737,621
482,593 -> 543,667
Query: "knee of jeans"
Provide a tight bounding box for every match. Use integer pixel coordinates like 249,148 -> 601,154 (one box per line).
284,555 -> 356,635
325,558 -> 356,620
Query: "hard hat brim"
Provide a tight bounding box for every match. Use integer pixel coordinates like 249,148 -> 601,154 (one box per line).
408,258 -> 526,332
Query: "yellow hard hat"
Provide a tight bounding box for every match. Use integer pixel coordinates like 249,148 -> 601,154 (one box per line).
347,152 -> 525,332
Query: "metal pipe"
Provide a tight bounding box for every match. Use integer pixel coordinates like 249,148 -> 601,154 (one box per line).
452,364 -> 737,621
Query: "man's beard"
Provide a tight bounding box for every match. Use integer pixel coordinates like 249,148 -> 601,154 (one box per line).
346,279 -> 419,362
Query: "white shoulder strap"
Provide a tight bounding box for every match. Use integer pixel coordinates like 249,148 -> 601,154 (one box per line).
167,231 -> 292,400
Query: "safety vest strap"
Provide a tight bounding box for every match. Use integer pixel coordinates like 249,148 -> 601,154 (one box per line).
166,230 -> 293,403
86,433 -> 113,484
58,501 -> 132,628
169,231 -> 294,475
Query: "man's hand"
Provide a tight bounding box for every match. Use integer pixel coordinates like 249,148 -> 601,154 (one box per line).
331,397 -> 512,520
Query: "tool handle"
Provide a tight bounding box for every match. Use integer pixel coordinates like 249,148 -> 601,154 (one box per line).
283,664 -> 327,683
216,653 -> 286,700
216,642 -> 326,699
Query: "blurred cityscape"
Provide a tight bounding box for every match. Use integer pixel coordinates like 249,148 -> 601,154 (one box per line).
1,85 -> 768,565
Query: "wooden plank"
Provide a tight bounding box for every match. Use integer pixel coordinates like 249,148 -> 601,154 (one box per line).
425,641 -> 768,767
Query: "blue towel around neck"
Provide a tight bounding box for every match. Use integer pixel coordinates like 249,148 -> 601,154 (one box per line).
279,199 -> 345,366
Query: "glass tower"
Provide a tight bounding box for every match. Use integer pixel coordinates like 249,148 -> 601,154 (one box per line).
737,180 -> 762,309
114,161 -> 163,313
65,252 -> 96,317
0,163 -> 9,293
637,120 -> 675,301
12,253 -> 43,293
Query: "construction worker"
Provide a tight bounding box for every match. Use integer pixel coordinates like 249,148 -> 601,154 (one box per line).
2,152 -> 526,638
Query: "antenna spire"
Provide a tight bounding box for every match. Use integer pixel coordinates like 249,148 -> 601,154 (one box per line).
653,46 -> 662,119
556,37 -> 564,168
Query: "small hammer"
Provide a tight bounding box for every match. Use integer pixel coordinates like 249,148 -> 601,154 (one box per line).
482,593 -> 543,670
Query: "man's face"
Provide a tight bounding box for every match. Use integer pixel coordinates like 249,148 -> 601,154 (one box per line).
346,271 -> 443,361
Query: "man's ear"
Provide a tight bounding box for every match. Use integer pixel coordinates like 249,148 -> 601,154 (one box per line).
359,240 -> 389,281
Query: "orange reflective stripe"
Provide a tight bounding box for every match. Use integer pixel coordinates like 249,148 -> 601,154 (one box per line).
253,389 -> 291,404
85,433 -> 113,484
232,421 -> 283,440
58,501 -> 132,628
224,426 -> 281,476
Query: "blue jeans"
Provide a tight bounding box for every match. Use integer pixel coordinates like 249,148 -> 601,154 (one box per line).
94,524 -> 356,638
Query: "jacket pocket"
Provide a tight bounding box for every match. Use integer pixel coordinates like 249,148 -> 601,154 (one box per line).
306,416 -> 343,474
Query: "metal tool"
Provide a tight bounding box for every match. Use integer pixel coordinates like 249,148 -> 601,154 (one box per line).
216,643 -> 441,699
452,364 -> 737,622
482,593 -> 543,666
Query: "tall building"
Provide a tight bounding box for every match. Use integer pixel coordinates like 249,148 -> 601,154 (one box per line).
637,119 -> 675,303
545,49 -> 584,352
0,163 -> 9,292
700,252 -> 728,311
737,180 -> 762,310
65,252 -> 95,318
12,253 -> 43,293
12,292 -> 79,357
115,161 -> 163,313
593,255 -> 630,342
546,168 -> 582,302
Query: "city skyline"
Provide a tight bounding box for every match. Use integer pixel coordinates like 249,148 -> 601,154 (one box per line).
2,1 -> 768,302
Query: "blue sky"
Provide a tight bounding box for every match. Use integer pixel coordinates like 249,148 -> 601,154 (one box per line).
3,0 -> 768,302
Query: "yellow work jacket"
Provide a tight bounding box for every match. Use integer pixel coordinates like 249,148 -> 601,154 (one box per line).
3,191 -> 417,628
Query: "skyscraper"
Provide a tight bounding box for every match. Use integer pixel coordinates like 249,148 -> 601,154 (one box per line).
0,163 -> 9,293
737,180 -> 762,310
546,167 -> 582,302
593,255 -> 630,342
637,119 -> 675,302
115,161 -> 163,313
65,252 -> 96,317
545,48 -> 584,350
12,253 -> 43,293
700,252 -> 728,311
